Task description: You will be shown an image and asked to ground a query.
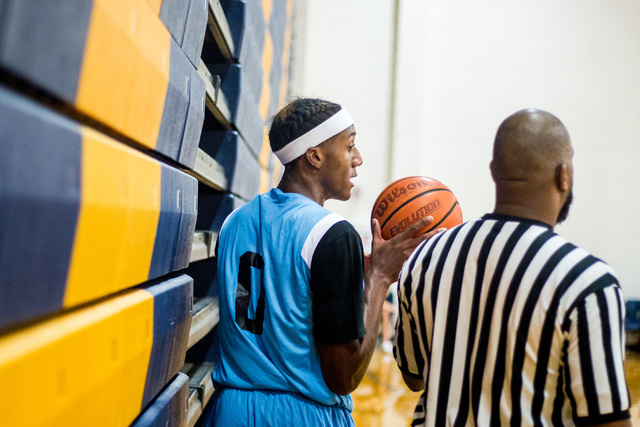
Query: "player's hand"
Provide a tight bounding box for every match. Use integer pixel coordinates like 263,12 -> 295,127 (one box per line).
367,217 -> 444,285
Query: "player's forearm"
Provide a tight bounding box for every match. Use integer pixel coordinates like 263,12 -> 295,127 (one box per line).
319,273 -> 391,395
354,272 -> 391,378
320,217 -> 437,395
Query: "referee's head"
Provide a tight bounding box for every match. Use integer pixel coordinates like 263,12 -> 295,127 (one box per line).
490,108 -> 574,226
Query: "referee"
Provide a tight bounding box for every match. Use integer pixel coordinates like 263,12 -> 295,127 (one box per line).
394,109 -> 631,426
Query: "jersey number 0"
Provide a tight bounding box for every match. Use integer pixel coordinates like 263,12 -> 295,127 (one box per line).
235,251 -> 265,334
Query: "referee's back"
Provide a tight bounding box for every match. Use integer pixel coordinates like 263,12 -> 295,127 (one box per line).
396,214 -> 629,425
393,109 -> 632,427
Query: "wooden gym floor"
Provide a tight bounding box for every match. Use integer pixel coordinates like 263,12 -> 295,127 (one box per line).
352,347 -> 640,426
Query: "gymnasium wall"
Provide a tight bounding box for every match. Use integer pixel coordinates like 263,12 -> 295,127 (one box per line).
291,0 -> 640,300
0,0 -> 293,425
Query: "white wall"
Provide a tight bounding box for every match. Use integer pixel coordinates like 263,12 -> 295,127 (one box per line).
290,0 -> 640,298
288,0 -> 395,246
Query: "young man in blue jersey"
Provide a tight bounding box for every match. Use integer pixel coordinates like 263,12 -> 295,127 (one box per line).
207,98 -> 440,426
394,109 -> 631,426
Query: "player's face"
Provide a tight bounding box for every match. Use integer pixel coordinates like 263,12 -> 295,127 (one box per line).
320,126 -> 362,201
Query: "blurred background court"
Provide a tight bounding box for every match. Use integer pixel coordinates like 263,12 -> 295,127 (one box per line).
352,347 -> 640,426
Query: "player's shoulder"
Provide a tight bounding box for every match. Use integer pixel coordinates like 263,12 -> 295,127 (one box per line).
311,213 -> 359,247
219,194 -> 259,228
325,214 -> 356,233
304,213 -> 361,268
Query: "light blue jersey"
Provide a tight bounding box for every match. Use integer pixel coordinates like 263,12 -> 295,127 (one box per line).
212,188 -> 360,419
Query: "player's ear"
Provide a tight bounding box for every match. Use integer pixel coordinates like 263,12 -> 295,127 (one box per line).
489,160 -> 496,180
305,146 -> 323,169
555,164 -> 570,192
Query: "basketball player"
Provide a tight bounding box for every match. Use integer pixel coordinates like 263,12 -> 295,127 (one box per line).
207,98 -> 439,426
394,108 -> 631,426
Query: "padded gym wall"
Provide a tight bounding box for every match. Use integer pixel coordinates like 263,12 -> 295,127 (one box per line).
0,0 -> 294,425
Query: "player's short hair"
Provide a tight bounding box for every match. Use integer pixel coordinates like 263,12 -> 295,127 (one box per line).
269,98 -> 344,166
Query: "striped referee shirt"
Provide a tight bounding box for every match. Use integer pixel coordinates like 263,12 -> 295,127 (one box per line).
394,213 -> 630,426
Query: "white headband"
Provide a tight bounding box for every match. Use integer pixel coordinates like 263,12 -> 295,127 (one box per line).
274,108 -> 355,165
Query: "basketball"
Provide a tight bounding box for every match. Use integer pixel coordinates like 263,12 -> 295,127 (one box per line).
371,176 -> 463,240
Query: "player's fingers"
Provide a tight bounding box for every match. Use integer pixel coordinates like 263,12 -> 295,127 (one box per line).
371,218 -> 384,242
420,227 -> 447,241
403,216 -> 433,238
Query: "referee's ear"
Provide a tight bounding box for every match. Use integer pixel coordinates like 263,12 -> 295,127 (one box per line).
555,164 -> 570,192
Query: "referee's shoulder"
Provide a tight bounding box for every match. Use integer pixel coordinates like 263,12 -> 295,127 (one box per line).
562,236 -> 618,280
557,242 -> 621,311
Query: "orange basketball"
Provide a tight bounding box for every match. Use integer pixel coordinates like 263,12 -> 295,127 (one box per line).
371,176 -> 463,240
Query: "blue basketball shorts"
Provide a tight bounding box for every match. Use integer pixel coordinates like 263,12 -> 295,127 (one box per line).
204,387 -> 355,427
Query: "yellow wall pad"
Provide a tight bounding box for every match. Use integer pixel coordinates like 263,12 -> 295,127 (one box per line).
271,160 -> 283,189
259,166 -> 271,194
262,0 -> 272,22
76,0 -> 170,149
279,0 -> 294,106
0,289 -> 154,426
259,127 -> 272,192
258,30 -> 273,121
65,127 -> 161,307
145,0 -> 163,15
258,126 -> 271,170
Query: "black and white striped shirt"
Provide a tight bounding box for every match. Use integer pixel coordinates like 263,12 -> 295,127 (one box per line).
394,214 -> 630,426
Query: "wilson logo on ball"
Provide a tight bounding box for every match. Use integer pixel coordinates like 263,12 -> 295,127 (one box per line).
373,179 -> 431,218
371,176 -> 463,240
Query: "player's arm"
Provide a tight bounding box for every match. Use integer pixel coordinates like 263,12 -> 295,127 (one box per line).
318,216 -> 438,395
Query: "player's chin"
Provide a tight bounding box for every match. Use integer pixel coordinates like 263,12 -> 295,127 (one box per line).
337,188 -> 352,201
334,182 -> 354,201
